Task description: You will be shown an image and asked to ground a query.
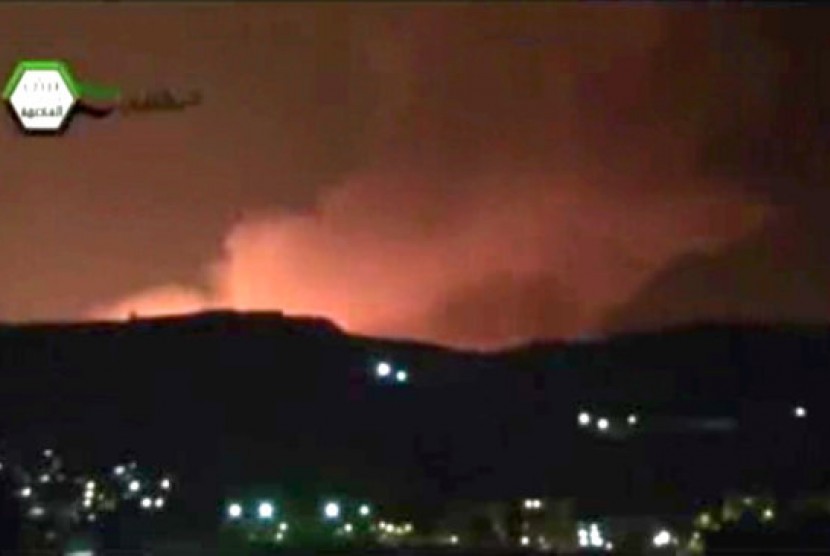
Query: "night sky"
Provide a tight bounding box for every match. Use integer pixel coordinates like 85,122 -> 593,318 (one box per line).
0,4 -> 828,348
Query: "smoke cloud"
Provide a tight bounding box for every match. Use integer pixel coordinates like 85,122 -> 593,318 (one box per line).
86,6 -> 789,348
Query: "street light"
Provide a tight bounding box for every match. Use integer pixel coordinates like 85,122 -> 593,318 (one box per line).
323,501 -> 341,520
652,529 -> 671,548
597,418 -> 610,432
794,406 -> 807,418
376,362 -> 392,378
396,370 -> 408,383
258,501 -> 274,520
578,411 -> 592,426
227,503 -> 243,520
140,497 -> 152,510
128,480 -> 140,493
359,504 -> 371,517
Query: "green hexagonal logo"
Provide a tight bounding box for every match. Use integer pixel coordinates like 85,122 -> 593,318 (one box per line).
3,60 -> 80,132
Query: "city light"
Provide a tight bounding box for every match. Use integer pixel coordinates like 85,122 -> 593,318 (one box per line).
85,481 -> 95,491
376,362 -> 392,378
20,487 -> 31,498
627,414 -> 638,426
396,370 -> 408,383
520,536 -> 530,546
154,497 -> 165,509
344,522 -> 353,533
597,418 -> 610,432
763,507 -> 774,521
450,535 -> 459,545
523,498 -> 543,510
141,497 -> 152,509
258,501 -> 275,519
43,449 -> 53,458
359,503 -> 371,516
652,529 -> 672,547
227,502 -> 243,519
324,501 -> 341,519
39,474 -> 50,483
29,506 -> 45,518
578,411 -> 592,426
160,478 -> 171,490
114,465 -> 125,476
128,480 -> 140,492
279,522 -> 288,531
794,406 -> 807,418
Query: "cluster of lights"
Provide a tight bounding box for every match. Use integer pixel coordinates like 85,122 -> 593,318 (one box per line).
226,500 -> 279,521
652,528 -> 676,548
578,522 -> 612,551
378,520 -> 413,536
375,361 -> 409,384
1,446 -> 173,540
523,498 -> 544,510
578,411 -> 640,433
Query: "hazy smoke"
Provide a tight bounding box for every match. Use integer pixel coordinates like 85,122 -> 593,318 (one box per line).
87,6 -> 792,348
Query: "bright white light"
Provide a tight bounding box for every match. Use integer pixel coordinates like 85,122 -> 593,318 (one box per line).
520,536 -> 530,546
450,535 -> 459,545
597,418 -> 610,431
154,497 -> 165,509
627,414 -> 638,426
324,501 -> 341,519
83,499 -> 92,508
279,522 -> 288,531
228,503 -> 243,519
534,499 -> 543,509
85,481 -> 96,491
376,362 -> 392,377
404,523 -> 413,532
524,499 -> 533,509
140,497 -> 152,509
128,480 -> 140,492
160,478 -> 171,490
763,508 -> 774,520
396,370 -> 408,383
258,502 -> 274,519
40,474 -> 50,484
359,504 -> 371,516
20,487 -> 31,498
578,411 -> 592,426
344,523 -> 353,533
275,532 -> 284,542
578,530 -> 589,547
653,529 -> 671,547
114,465 -> 125,476
795,406 -> 807,418
605,541 -> 614,551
